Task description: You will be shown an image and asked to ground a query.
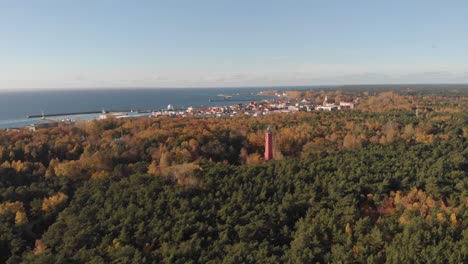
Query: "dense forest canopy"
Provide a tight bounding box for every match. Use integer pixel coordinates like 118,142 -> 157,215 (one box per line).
0,88 -> 466,263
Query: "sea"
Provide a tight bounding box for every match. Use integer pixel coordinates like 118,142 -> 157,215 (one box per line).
0,86 -> 331,128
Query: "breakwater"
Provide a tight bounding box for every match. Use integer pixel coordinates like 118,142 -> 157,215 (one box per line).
27,109 -> 152,118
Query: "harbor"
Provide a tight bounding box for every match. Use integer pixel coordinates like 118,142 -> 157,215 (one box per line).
0,88 -> 291,129
27,109 -> 152,118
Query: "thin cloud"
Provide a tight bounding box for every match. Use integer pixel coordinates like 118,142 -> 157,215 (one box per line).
270,56 -> 291,61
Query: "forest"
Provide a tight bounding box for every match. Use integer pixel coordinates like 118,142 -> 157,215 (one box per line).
0,89 -> 466,263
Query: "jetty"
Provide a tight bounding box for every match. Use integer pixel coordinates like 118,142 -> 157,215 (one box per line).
27,109 -> 152,118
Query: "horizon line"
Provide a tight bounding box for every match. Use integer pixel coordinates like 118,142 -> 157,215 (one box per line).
1,82 -> 468,92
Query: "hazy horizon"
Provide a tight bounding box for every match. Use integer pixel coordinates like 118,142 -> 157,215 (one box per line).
2,83 -> 468,93
2,1 -> 468,90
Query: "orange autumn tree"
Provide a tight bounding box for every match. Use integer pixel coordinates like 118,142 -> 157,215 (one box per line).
376,187 -> 462,225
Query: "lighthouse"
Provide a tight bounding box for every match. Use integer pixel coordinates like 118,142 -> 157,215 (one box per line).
265,127 -> 273,161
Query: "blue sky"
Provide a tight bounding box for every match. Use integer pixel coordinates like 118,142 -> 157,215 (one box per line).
1,0 -> 468,89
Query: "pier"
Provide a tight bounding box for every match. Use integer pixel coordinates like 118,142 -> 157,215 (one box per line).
27,109 -> 152,118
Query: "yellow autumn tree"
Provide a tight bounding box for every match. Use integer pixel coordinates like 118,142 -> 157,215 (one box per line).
15,211 -> 28,225
247,131 -> 265,149
33,240 -> 47,255
0,201 -> 28,225
147,160 -> 160,175
53,160 -> 84,178
343,133 -> 362,149
345,223 -> 352,235
42,192 -> 68,213
91,170 -> 112,180
246,153 -> 263,165
383,187 -> 462,224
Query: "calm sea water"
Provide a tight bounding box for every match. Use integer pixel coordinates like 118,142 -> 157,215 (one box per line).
0,86 -> 329,128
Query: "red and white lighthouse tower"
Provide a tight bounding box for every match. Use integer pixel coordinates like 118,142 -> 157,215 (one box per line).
265,127 -> 273,161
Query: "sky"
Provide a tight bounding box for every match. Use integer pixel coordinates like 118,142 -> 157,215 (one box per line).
1,0 -> 468,90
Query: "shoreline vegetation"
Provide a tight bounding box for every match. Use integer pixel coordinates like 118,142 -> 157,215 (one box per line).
0,86 -> 466,263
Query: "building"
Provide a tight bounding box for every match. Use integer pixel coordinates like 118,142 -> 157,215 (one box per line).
316,105 -> 338,111
26,120 -> 59,132
339,102 -> 355,109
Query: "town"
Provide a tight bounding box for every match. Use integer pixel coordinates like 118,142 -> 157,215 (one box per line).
150,92 -> 357,118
